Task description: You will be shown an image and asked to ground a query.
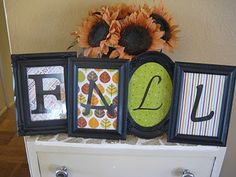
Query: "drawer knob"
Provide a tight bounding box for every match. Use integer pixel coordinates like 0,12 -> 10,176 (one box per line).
56,166 -> 68,177
182,170 -> 195,177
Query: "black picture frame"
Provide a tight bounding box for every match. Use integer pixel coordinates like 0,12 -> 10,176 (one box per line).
68,57 -> 129,140
12,52 -> 76,135
168,62 -> 236,146
128,51 -> 174,139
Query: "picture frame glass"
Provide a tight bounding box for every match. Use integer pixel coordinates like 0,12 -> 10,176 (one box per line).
77,68 -> 119,130
27,66 -> 66,121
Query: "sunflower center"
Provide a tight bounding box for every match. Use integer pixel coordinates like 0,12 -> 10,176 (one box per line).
88,20 -> 109,47
151,13 -> 171,41
119,24 -> 152,55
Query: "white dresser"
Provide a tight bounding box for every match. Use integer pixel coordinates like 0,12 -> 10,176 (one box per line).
24,134 -> 226,177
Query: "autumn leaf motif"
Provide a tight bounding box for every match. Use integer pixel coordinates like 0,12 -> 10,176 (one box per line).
95,109 -> 105,118
96,83 -> 105,94
107,69 -> 116,73
95,69 -> 103,72
78,94 -> 86,104
77,108 -> 81,116
78,117 -> 87,128
89,117 -> 99,128
113,120 -> 117,129
112,96 -> 118,106
100,71 -> 111,83
81,83 -> 89,94
106,84 -> 118,97
100,118 -> 111,129
91,95 -> 98,105
112,72 -> 119,84
107,110 -> 117,119
99,95 -> 111,106
87,71 -> 98,81
83,110 -> 93,118
78,70 -> 85,82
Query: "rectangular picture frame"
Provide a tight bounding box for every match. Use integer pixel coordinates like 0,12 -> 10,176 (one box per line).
68,57 -> 129,139
168,62 -> 236,146
12,52 -> 76,135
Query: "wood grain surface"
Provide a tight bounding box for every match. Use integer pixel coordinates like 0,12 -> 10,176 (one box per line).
0,106 -> 30,177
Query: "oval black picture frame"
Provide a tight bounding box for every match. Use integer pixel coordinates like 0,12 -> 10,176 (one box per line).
128,51 -> 174,139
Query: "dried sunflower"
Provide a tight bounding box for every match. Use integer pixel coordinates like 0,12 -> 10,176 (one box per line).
110,3 -> 138,20
91,4 -> 138,20
142,2 -> 179,52
72,7 -> 119,58
110,11 -> 165,60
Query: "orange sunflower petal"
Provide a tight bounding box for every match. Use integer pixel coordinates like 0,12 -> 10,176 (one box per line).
150,1 -> 179,51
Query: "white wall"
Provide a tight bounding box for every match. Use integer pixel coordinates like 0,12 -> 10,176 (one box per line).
3,0 -> 236,176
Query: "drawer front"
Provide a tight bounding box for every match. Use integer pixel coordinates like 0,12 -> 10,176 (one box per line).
38,149 -> 215,177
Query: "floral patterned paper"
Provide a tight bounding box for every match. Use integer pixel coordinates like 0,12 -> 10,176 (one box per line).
77,68 -> 119,130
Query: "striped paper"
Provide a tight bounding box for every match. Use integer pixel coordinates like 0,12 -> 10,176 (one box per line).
177,72 -> 226,137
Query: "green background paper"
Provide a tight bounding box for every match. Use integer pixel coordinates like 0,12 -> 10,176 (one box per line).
128,62 -> 172,127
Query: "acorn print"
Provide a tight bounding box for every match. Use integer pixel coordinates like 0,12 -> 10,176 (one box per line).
95,109 -> 105,118
100,71 -> 111,83
78,117 -> 87,128
81,83 -> 89,94
107,110 -> 117,119
87,71 -> 98,81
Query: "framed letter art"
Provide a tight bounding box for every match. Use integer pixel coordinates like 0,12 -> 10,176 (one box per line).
12,52 -> 76,135
168,62 -> 236,146
128,51 -> 174,139
68,58 -> 129,139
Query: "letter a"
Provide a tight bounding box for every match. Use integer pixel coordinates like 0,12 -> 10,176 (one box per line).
81,80 -> 115,116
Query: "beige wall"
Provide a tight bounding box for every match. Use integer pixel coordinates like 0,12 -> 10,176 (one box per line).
0,71 -> 6,114
0,0 -> 14,107
3,0 -> 236,176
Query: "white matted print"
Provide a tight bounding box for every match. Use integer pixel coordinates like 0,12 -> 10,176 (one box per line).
77,68 -> 119,130
177,72 -> 226,137
27,66 -> 66,121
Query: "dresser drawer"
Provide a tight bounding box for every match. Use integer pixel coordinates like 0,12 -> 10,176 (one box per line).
37,147 -> 215,177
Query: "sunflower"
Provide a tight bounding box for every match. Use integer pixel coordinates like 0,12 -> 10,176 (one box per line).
142,2 -> 179,52
72,7 -> 119,58
91,4 -> 138,20
110,11 -> 165,60
110,3 -> 138,20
